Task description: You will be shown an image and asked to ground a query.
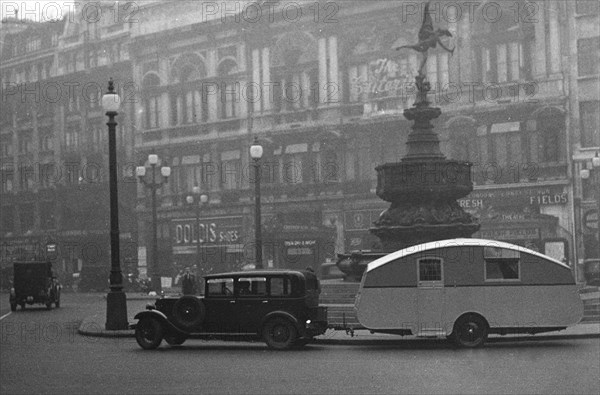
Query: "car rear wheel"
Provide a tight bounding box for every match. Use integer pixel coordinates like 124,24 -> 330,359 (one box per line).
452,315 -> 488,348
135,317 -> 164,350
46,302 -> 52,310
263,318 -> 297,350
20,303 -> 26,310
164,334 -> 187,346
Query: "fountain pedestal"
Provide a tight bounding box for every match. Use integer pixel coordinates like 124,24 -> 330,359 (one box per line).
337,75 -> 479,280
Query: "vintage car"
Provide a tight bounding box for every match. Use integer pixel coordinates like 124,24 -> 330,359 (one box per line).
132,270 -> 328,350
9,261 -> 61,311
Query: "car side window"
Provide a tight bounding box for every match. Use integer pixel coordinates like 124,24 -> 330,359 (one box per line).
269,277 -> 291,296
236,277 -> 267,297
206,278 -> 234,296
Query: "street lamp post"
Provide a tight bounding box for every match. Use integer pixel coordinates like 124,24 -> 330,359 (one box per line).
580,151 -> 600,261
102,78 -> 128,330
186,187 -> 208,273
250,137 -> 263,269
136,155 -> 171,293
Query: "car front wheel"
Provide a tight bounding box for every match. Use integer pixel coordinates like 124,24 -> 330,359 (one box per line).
135,317 -> 164,350
263,318 -> 297,350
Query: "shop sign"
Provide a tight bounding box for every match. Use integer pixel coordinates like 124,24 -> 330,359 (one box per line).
173,216 -> 242,251
284,240 -> 317,256
479,228 -> 540,240
351,58 -> 412,96
458,185 -> 568,208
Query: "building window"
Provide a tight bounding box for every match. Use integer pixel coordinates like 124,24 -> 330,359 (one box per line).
578,37 -> 600,76
536,110 -> 564,163
1,169 -> 14,193
40,201 -> 55,229
1,207 -> 14,231
576,0 -> 599,15
220,150 -> 240,190
18,134 -> 32,154
65,162 -> 80,184
20,203 -> 35,231
142,74 -> 161,129
65,124 -> 80,149
39,134 -> 54,152
473,2 -> 532,83
19,166 -> 34,190
40,164 -> 55,188
580,101 -> 600,148
217,60 -> 239,120
171,62 -> 205,125
484,247 -> 520,281
0,139 -> 13,157
418,257 -> 443,283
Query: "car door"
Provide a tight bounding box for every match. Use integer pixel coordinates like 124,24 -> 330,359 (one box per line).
204,277 -> 237,333
234,276 -> 269,333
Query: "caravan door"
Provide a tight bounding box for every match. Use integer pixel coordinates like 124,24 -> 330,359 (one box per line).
416,257 -> 445,336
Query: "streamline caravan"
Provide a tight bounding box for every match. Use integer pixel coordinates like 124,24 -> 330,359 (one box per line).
355,238 -> 583,347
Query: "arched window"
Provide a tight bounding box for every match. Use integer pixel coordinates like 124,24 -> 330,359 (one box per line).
272,32 -> 319,115
142,73 -> 161,129
170,57 -> 206,126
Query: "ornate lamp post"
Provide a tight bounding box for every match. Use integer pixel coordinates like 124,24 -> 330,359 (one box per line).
136,155 -> 171,292
250,137 -> 263,269
580,151 -> 600,263
102,78 -> 128,330
186,187 -> 208,273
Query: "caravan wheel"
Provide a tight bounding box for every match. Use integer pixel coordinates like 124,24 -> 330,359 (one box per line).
452,315 -> 488,348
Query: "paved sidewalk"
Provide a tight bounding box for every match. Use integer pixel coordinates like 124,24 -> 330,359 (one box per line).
78,294 -> 600,344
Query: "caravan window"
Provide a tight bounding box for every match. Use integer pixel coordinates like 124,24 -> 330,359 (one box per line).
418,258 -> 443,283
484,247 -> 520,281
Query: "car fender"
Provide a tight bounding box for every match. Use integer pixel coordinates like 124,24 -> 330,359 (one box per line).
261,311 -> 301,333
133,310 -> 187,335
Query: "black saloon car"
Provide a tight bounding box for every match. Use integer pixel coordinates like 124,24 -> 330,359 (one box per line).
9,261 -> 61,311
132,270 -> 328,350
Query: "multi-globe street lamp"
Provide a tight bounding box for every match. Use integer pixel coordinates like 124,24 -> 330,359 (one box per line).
186,187 -> 209,273
249,137 -> 263,269
580,151 -> 600,263
136,154 -> 171,293
102,78 -> 128,330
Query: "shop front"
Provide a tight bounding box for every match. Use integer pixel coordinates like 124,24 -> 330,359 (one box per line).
262,211 -> 337,270
459,183 -> 572,264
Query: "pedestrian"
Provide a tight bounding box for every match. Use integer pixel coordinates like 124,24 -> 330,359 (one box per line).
181,267 -> 197,295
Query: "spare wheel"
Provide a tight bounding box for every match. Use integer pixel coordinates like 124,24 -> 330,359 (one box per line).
172,296 -> 205,330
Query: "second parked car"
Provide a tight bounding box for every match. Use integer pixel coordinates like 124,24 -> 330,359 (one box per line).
132,270 -> 328,350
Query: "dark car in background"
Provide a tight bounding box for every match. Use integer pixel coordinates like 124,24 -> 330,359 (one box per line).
132,270 -> 327,350
9,261 -> 61,311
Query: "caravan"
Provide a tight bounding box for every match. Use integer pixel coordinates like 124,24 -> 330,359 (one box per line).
355,238 -> 583,347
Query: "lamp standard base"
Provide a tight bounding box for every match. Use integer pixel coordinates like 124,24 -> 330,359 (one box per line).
105,289 -> 128,330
